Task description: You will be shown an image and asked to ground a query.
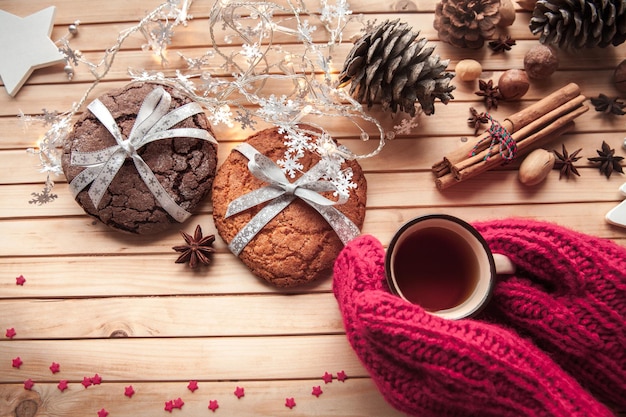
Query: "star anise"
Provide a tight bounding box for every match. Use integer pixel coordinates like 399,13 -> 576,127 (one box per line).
587,141 -> 624,178
553,144 -> 582,179
590,94 -> 626,115
172,225 -> 216,268
475,79 -> 501,110
467,107 -> 489,135
488,35 -> 516,53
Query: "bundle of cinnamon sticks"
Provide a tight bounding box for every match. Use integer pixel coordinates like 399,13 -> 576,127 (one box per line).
432,83 -> 588,190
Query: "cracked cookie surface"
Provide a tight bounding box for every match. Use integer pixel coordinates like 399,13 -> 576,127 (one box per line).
212,127 -> 367,287
62,83 -> 218,234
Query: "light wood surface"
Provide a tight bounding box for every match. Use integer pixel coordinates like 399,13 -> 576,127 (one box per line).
1,1 -> 625,416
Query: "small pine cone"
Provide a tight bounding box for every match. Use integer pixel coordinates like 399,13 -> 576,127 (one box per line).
434,0 -> 502,49
338,19 -> 455,116
530,0 -> 626,49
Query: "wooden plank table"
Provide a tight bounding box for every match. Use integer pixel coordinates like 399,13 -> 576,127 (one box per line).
1,1 -> 625,416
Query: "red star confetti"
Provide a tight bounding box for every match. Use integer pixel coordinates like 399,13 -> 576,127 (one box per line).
124,385 -> 135,398
164,400 -> 175,412
234,386 -> 245,399
12,357 -> 23,368
97,409 -> 109,417
91,374 -> 102,385
208,400 -> 219,412
58,380 -> 69,392
322,372 -> 333,384
49,362 -> 60,374
337,370 -> 348,382
82,376 -> 92,388
173,398 -> 184,409
5,328 -> 16,339
311,386 -> 323,397
187,380 -> 198,392
15,275 -> 26,285
24,379 -> 35,390
285,397 -> 296,409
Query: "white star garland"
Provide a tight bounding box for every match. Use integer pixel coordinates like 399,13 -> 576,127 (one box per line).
23,0 -> 421,202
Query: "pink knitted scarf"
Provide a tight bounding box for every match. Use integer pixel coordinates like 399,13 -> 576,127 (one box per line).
333,219 -> 625,417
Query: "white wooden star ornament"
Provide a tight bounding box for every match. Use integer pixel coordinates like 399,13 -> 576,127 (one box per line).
605,182 -> 626,228
0,6 -> 65,97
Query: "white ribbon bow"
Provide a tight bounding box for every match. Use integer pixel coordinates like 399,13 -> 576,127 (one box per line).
225,142 -> 361,255
69,87 -> 217,222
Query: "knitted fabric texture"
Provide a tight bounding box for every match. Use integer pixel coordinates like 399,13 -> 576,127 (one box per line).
473,220 -> 626,408
332,219 -> 625,417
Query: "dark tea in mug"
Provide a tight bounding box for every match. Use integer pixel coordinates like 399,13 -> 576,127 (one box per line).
392,226 -> 480,311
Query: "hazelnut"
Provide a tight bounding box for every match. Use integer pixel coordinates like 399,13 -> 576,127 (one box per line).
455,59 -> 483,82
524,44 -> 559,79
519,148 -> 556,186
613,59 -> 626,94
498,69 -> 530,100
498,0 -> 516,27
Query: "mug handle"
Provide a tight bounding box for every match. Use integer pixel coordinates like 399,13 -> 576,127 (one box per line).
493,253 -> 516,275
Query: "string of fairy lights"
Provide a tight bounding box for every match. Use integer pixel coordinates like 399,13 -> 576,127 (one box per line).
21,0 -> 422,204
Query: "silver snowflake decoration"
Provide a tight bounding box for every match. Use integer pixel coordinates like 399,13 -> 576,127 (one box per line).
394,115 -> 421,135
297,20 -> 317,42
283,130 -> 311,159
179,50 -> 215,70
58,39 -> 81,66
210,105 -> 234,127
327,168 -> 356,198
257,95 -> 300,123
277,155 -> 305,179
28,178 -> 58,205
234,110 -> 257,130
241,43 -> 263,64
40,109 -> 61,125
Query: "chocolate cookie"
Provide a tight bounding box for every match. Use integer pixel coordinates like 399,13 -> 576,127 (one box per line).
212,127 -> 367,287
62,83 -> 218,234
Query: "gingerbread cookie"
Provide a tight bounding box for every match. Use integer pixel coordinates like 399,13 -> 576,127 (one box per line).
212,127 -> 367,287
62,83 -> 218,234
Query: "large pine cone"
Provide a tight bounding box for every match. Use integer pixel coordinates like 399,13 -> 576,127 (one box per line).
338,19 -> 455,116
530,0 -> 626,49
433,0 -> 501,49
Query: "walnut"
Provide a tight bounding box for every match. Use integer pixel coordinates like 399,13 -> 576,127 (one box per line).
524,44 -> 559,79
498,69 -> 530,100
455,59 -> 483,81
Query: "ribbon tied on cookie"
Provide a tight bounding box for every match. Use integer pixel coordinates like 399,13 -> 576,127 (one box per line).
68,86 -> 217,222
225,142 -> 361,255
